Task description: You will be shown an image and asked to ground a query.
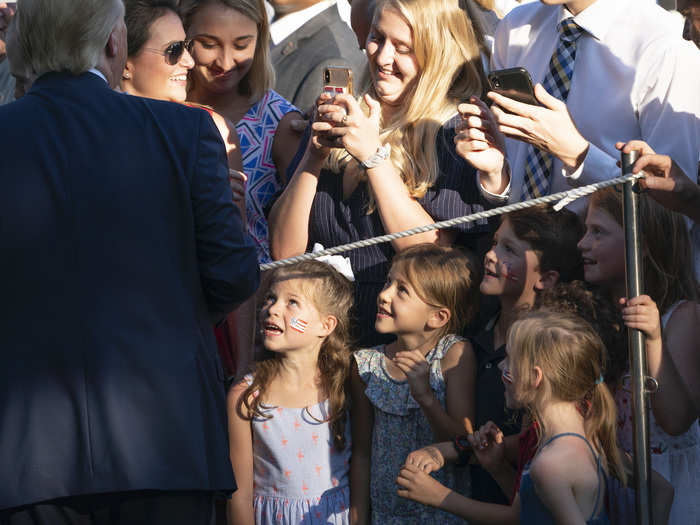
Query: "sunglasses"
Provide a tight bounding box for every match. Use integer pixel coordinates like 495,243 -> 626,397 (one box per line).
142,39 -> 194,65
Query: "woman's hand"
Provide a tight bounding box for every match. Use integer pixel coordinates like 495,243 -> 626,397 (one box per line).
405,445 -> 446,473
308,92 -> 338,160
468,421 -> 507,474
620,295 -> 662,342
316,93 -> 383,163
393,350 -> 433,406
456,97 -> 507,179
396,464 -> 451,508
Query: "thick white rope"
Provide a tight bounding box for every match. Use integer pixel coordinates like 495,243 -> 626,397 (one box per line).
260,172 -> 644,272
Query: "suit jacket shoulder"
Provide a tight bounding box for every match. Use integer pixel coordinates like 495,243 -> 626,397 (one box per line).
271,4 -> 368,112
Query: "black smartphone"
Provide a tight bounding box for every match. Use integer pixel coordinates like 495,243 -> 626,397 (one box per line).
487,67 -> 539,106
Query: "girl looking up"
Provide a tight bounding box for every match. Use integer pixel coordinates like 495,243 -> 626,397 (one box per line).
397,309 -> 626,525
579,186 -> 700,524
226,260 -> 354,524
351,244 -> 480,525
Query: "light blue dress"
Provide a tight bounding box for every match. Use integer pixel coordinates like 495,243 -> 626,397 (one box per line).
236,89 -> 298,263
245,376 -> 351,524
354,334 -> 470,525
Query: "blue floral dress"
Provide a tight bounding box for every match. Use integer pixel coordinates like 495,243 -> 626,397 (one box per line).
245,375 -> 351,524
354,334 -> 470,525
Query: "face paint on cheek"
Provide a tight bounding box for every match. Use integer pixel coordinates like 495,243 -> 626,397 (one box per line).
502,368 -> 514,384
504,262 -> 518,282
290,317 -> 308,333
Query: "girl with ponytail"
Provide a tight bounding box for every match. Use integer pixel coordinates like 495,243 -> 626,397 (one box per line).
397,309 -> 624,524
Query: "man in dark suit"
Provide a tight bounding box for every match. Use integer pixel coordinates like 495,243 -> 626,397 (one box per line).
269,0 -> 367,114
0,0 -> 259,523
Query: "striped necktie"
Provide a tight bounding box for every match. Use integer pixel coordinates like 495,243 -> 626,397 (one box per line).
520,18 -> 585,201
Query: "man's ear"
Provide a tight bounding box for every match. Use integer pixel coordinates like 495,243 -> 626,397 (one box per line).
427,307 -> 451,330
105,26 -> 120,59
319,314 -> 338,337
535,269 -> 560,291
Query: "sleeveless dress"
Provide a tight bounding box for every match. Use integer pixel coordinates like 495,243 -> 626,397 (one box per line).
520,433 -> 610,525
244,375 -> 351,524
236,89 -> 298,263
614,301 -> 700,525
353,334 -> 470,525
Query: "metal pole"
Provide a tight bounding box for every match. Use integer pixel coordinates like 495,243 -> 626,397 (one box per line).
621,150 -> 652,525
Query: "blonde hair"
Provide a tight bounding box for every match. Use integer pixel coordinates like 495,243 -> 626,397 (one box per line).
182,0 -> 275,104
390,244 -> 481,336
329,0 -> 487,212
243,260 -> 354,450
507,309 -> 627,484
18,0 -> 124,76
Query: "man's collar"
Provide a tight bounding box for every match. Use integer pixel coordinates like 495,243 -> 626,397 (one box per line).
558,0 -> 622,42
270,0 -> 336,45
88,68 -> 108,84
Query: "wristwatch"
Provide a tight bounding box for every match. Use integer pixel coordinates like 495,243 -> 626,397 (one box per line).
359,144 -> 391,170
453,434 -> 472,466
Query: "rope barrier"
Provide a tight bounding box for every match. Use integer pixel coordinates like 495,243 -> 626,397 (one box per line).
260,172 -> 645,272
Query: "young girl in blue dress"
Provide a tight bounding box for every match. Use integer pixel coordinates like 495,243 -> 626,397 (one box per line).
226,259 -> 354,524
397,309 -> 627,524
350,244 -> 480,525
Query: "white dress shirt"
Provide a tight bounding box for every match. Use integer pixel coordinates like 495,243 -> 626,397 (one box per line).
269,0 -> 338,45
486,0 -> 700,211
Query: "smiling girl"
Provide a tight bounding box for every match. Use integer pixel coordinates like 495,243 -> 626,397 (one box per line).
350,244 -> 480,525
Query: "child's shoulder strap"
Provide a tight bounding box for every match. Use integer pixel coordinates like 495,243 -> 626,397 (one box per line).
429,333 -> 466,362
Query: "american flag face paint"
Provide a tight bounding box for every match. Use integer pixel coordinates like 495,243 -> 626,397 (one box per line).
502,367 -> 514,384
290,317 -> 308,333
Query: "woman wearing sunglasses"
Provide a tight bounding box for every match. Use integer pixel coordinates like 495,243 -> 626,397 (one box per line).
122,0 -> 252,380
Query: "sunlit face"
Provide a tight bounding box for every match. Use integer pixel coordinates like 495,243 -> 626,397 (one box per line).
577,205 -> 626,289
480,218 -> 543,299
365,7 -> 419,107
123,11 -> 194,102
375,269 -> 437,336
186,2 -> 258,96
260,279 -> 328,352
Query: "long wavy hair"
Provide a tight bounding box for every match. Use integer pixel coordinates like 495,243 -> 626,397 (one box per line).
508,310 -> 627,484
587,187 -> 699,313
329,0 -> 487,213
242,260 -> 355,449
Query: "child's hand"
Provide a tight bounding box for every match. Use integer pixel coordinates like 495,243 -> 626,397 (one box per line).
620,295 -> 661,341
393,350 -> 432,405
404,445 -> 445,473
468,421 -> 507,474
396,463 -> 451,508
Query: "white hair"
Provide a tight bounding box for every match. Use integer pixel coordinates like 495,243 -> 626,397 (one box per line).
18,0 -> 124,76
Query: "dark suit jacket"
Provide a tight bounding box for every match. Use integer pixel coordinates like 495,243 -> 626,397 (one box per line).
271,4 -> 368,114
0,72 -> 259,510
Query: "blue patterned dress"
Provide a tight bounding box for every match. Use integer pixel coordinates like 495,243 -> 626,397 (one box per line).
236,90 -> 299,262
354,334 -> 470,525
245,376 -> 351,525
